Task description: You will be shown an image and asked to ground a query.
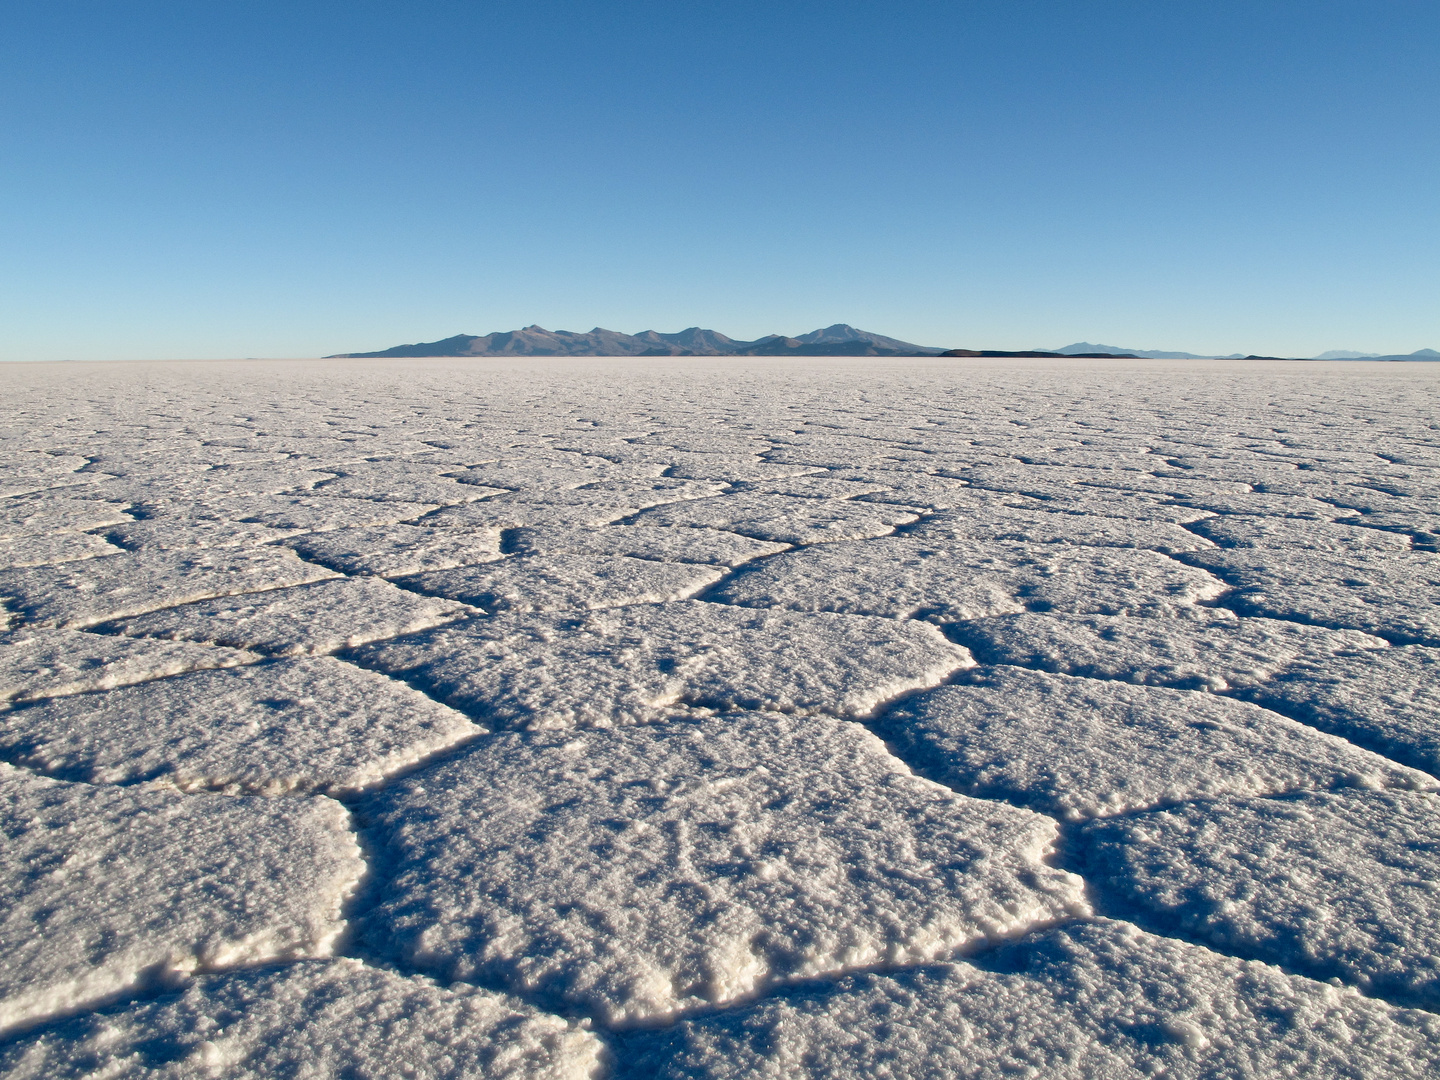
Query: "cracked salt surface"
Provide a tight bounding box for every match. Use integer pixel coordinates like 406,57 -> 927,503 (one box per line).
0,764 -> 362,1036
363,712 -> 1086,1025
1,657 -> 480,794
98,575 -> 475,656
875,667 -> 1435,821
1081,790 -> 1440,1009
713,536 -> 1225,621
618,919 -> 1440,1079
2,356 -> 1439,1074
352,601 -> 969,728
0,959 -> 603,1079
957,609 -> 1387,690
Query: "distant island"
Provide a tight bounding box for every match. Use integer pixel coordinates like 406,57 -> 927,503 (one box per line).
328,326 -> 1440,362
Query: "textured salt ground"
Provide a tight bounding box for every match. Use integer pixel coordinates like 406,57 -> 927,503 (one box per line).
397,555 -> 725,614
0,531 -> 124,570
1184,547 -> 1440,644
1185,513 -> 1413,551
0,764 -> 362,1036
0,548 -> 340,628
362,712 -> 1087,1025
1238,645 -> 1440,772
0,656 -> 480,794
903,503 -> 1213,553
1,358 -> 1439,1075
220,494 -> 443,531
97,576 -> 474,656
712,536 -> 1225,621
283,523 -> 505,576
873,667 -> 1434,821
627,492 -> 920,545
1080,790 -> 1440,1009
503,524 -> 789,566
0,495 -> 133,537
350,601 -> 970,728
0,960 -> 604,1079
422,480 -> 729,532
0,628 -> 259,705
954,609 -> 1387,690
615,920 -> 1440,1080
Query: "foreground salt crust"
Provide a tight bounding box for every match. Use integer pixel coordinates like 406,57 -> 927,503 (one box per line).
0,959 -> 604,1079
0,548 -> 339,628
875,668 -> 1435,820
713,537 -> 1226,621
0,657 -> 480,794
618,919 -> 1440,1079
363,712 -> 1087,1024
284,522 -> 505,576
352,601 -> 970,728
0,764 -> 362,1036
100,575 -> 474,656
0,628 -> 258,705
3,356 -> 1438,1072
1082,789 -> 1440,1009
955,609 -> 1387,691
1241,644 -> 1440,773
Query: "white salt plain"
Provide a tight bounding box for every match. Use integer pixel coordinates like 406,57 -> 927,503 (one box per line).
0,356 -> 1438,1077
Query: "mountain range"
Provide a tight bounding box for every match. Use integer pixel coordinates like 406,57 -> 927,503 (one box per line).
329,324 -> 946,358
329,327 -> 1440,362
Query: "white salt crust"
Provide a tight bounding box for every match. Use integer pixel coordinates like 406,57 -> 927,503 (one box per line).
101,575 -> 474,656
875,667 -> 1435,820
619,919 -> 1440,1079
364,712 -> 1087,1024
0,764 -> 363,1036
1082,789 -> 1440,1008
0,656 -> 481,794
712,537 -> 1226,621
351,600 -> 971,728
1,356 -> 1437,1068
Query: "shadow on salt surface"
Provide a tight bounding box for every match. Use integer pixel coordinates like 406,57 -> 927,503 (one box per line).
1078,789 -> 1440,1012
0,958 -> 604,1080
356,712 -> 1088,1028
345,600 -> 972,729
870,667 -> 1434,823
610,919 -> 1440,1080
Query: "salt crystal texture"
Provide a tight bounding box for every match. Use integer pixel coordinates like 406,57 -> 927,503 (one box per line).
0,656 -> 480,794
1082,790 -> 1440,1008
876,667 -> 1434,820
619,919 -> 1440,1079
99,575 -> 473,656
0,959 -> 603,1079
364,713 -> 1087,1024
352,600 -> 970,728
0,764 -> 362,1035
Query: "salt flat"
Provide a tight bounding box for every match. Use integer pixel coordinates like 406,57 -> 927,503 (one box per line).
0,356 -> 1438,1077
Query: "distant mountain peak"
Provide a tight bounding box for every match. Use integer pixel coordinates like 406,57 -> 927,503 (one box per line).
329,325 -> 946,358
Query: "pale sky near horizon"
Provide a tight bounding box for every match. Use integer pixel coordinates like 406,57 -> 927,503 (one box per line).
1,1 -> 1436,361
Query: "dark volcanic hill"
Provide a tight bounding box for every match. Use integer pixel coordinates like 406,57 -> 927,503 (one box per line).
329,323 -> 946,358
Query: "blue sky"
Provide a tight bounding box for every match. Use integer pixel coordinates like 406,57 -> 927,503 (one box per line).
1,1 -> 1436,360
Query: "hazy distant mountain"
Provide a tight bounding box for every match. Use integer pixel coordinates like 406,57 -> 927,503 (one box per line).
1051,342 -> 1245,360
1314,348 -> 1439,362
330,324 -> 946,358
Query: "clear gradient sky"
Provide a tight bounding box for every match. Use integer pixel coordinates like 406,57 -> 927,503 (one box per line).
2,1 -> 1436,361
